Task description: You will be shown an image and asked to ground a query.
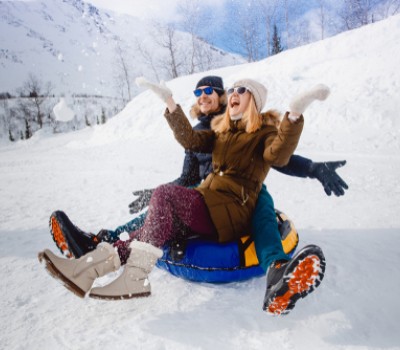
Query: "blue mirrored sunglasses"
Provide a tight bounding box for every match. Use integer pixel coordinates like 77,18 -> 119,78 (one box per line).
193,86 -> 221,97
227,86 -> 249,95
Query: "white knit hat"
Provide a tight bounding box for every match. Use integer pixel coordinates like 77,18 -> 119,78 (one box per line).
233,79 -> 267,113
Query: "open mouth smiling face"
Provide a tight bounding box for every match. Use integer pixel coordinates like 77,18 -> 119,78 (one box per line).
228,89 -> 251,116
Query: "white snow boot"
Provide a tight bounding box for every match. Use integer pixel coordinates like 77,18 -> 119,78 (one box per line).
89,241 -> 163,300
38,242 -> 121,298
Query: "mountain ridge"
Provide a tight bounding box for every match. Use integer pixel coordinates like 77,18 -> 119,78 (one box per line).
0,0 -> 244,97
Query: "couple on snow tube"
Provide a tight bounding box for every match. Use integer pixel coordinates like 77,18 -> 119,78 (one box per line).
39,75 -> 347,315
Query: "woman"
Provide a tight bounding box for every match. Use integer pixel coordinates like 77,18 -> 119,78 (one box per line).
39,78 -> 328,315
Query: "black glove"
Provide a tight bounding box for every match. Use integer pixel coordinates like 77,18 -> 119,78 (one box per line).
308,160 -> 349,197
128,188 -> 154,214
96,229 -> 115,243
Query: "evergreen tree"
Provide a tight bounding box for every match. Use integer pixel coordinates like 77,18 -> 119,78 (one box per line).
271,24 -> 283,55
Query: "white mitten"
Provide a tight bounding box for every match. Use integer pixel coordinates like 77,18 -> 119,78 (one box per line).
289,84 -> 330,116
135,77 -> 172,103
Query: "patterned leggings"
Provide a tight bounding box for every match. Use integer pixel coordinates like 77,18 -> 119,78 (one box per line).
114,184 -> 217,264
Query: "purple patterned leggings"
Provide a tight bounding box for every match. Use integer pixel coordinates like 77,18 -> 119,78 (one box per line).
114,184 -> 217,264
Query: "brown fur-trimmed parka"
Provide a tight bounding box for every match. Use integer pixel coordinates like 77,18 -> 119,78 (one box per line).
164,105 -> 303,243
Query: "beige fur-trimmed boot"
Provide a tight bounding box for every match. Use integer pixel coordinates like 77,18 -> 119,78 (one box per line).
89,241 -> 163,300
38,242 -> 121,298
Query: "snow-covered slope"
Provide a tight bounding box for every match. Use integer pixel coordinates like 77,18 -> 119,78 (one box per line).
0,15 -> 399,350
0,0 -> 243,97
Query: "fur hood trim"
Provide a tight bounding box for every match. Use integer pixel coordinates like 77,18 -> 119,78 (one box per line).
210,114 -> 225,130
211,109 -> 282,131
261,109 -> 282,127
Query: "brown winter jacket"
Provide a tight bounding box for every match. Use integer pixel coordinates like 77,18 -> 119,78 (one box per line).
164,105 -> 304,243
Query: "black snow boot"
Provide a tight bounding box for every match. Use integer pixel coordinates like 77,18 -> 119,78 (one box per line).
263,244 -> 326,316
50,211 -> 100,258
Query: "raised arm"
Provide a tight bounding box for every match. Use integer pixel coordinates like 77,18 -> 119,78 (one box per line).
268,84 -> 347,196
264,84 -> 331,166
136,77 -> 215,154
263,113 -> 304,166
164,105 -> 215,153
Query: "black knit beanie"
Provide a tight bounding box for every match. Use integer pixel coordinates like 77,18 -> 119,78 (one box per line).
196,76 -> 224,96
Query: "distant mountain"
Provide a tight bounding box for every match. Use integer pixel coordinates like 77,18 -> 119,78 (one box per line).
0,0 -> 244,98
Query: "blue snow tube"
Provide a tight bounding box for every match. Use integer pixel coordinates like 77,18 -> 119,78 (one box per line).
156,209 -> 299,283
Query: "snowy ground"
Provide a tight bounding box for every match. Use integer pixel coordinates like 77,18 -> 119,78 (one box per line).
1,15 -> 400,350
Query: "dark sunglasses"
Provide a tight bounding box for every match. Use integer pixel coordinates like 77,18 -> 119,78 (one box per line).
227,86 -> 249,95
193,86 -> 222,97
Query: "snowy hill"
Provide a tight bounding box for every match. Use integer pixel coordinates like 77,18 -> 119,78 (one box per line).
0,14 -> 400,350
0,0 -> 243,97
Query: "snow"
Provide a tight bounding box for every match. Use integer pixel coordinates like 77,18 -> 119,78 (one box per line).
53,97 -> 75,121
1,15 -> 400,350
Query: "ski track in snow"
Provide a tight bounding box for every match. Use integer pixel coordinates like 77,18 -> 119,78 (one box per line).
1,15 -> 400,350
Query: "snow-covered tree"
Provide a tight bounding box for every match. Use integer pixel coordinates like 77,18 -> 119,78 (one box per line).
18,73 -> 53,129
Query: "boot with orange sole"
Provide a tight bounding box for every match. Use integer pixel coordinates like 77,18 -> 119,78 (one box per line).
263,244 -> 326,315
